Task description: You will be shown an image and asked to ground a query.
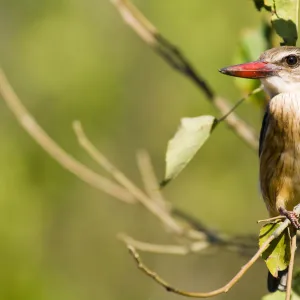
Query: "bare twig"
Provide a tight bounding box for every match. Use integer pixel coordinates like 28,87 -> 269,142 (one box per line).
127,218 -> 293,298
119,233 -> 190,255
217,86 -> 263,122
72,120 -> 265,251
1,63 -> 293,283
136,149 -> 169,210
73,120 -> 184,235
286,232 -> 297,300
119,233 -> 210,255
213,98 -> 258,150
0,68 -> 134,204
72,121 -> 141,196
171,208 -> 225,244
135,149 -> 225,245
72,118 -> 257,254
0,68 -> 262,254
111,0 -> 259,150
257,216 -> 285,224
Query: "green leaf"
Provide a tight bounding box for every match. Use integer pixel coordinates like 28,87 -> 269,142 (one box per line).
262,291 -> 300,300
272,0 -> 299,46
262,291 -> 285,300
259,222 -> 291,278
161,116 -> 217,187
253,0 -> 274,11
253,0 -> 299,45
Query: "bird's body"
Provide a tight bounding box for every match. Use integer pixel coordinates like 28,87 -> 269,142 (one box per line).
260,92 -> 300,217
220,46 -> 300,218
220,46 -> 300,293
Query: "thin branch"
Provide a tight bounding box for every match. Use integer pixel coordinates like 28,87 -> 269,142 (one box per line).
135,149 -> 222,246
171,208 -> 224,244
73,121 -> 266,252
257,216 -> 285,224
1,65 -> 297,262
217,86 -> 263,123
213,97 -> 258,150
73,120 -> 184,235
155,34 -> 214,100
0,68 -> 263,253
119,233 -> 210,255
136,149 -> 169,210
72,121 -> 266,252
286,232 -> 297,300
127,218 -> 292,298
0,68 -> 134,204
119,233 -> 190,255
111,0 -> 259,151
172,210 -> 257,256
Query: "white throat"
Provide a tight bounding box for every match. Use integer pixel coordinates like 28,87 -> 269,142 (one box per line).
261,76 -> 300,98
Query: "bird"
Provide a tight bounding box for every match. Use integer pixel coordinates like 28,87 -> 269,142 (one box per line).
219,46 -> 300,293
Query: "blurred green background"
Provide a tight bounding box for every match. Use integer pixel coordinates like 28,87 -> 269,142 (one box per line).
0,0 -> 281,299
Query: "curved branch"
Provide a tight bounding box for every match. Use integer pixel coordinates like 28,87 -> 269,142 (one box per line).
286,232 -> 297,300
0,67 -> 285,261
0,68 -> 135,204
111,0 -> 259,150
73,121 -> 184,235
0,67 -> 261,254
136,149 -> 169,210
118,233 -> 191,255
127,217 -> 293,298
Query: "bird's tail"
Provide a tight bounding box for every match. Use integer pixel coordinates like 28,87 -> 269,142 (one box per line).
267,269 -> 288,292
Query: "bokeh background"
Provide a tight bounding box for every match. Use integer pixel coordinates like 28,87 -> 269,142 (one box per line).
0,0 -> 285,299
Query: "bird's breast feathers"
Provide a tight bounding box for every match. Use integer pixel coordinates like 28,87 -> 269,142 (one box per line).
260,92 -> 300,216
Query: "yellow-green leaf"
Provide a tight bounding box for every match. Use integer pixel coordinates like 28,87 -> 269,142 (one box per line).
253,0 -> 299,45
259,223 -> 291,278
161,116 -> 217,187
262,291 -> 300,300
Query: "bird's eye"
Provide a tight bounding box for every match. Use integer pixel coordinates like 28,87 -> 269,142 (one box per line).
285,55 -> 298,66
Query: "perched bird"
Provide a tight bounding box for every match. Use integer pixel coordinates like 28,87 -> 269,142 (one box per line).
219,46 -> 300,293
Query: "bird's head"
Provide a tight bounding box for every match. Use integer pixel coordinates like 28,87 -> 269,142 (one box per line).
220,46 -> 300,97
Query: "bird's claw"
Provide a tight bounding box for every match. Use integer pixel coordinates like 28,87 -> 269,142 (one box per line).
279,207 -> 300,230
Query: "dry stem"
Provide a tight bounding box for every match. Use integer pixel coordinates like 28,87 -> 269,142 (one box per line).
119,233 -> 190,255
1,65 -> 298,299
286,232 -> 297,300
0,69 -> 134,204
257,216 -> 285,224
119,233 -> 210,255
111,0 -> 259,150
73,120 -> 184,235
127,218 -> 293,298
136,149 -> 169,210
0,67 -> 261,256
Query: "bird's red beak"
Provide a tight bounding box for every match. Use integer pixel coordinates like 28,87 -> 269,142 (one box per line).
219,61 -> 280,79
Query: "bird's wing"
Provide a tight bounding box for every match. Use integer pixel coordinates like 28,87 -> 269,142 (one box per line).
259,110 -> 269,157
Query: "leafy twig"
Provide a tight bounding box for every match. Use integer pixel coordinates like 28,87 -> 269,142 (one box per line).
0,68 -> 263,256
72,121 -> 262,252
126,216 -> 296,298
111,0 -> 259,150
217,86 -> 262,122
0,66 -> 291,280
